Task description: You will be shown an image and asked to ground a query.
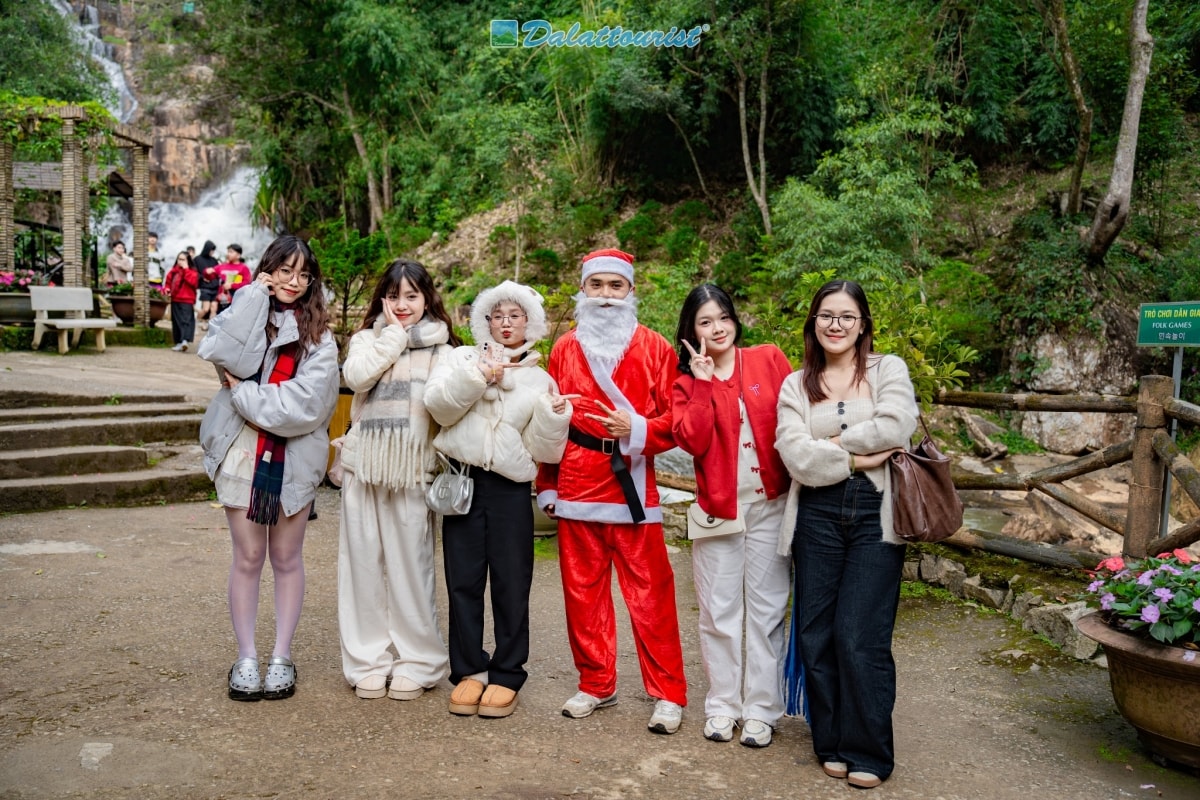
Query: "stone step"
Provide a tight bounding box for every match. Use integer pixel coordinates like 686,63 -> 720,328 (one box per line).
0,414 -> 204,452
0,389 -> 193,410
0,445 -> 150,479
0,448 -> 212,514
0,402 -> 206,425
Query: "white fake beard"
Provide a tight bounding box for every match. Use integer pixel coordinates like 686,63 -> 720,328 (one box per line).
573,292 -> 639,370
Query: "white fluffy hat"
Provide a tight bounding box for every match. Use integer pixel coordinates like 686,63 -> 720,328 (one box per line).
469,280 -> 549,351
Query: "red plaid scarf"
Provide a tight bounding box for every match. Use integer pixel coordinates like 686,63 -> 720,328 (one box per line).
246,339 -> 301,525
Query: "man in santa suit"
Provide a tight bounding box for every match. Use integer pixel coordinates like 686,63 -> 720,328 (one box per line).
536,248 -> 688,734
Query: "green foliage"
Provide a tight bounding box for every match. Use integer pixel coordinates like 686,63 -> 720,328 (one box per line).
923,260 -> 999,362
308,217 -> 390,334
990,210 -> 1098,338
525,248 -> 563,283
616,212 -> 660,257
0,1 -> 111,105
661,225 -> 702,265
769,64 -> 978,296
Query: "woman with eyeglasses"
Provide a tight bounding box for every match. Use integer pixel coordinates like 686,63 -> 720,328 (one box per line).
775,279 -> 918,789
197,234 -> 339,702
423,280 -> 572,718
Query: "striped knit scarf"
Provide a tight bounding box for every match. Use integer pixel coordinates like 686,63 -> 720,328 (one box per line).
247,338 -> 300,525
353,316 -> 449,490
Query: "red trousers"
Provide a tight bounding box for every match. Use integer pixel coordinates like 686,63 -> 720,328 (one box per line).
557,518 -> 688,705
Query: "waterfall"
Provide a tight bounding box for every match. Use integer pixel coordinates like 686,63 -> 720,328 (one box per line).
48,0 -> 138,123
97,167 -> 277,267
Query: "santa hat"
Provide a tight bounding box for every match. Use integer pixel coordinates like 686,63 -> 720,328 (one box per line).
580,248 -> 635,286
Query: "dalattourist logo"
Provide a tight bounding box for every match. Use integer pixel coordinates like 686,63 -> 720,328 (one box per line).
490,19 -> 708,49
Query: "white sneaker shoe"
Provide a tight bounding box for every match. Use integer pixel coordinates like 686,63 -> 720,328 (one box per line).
740,718 -> 772,747
648,699 -> 683,734
703,715 -> 736,742
388,675 -> 425,701
354,674 -> 387,699
561,690 -> 618,719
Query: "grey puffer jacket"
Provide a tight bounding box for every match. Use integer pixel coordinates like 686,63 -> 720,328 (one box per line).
198,282 -> 340,517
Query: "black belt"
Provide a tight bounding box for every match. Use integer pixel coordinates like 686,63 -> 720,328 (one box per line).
568,427 -> 646,523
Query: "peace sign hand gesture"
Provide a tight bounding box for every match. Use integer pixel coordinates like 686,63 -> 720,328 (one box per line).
682,338 -> 715,382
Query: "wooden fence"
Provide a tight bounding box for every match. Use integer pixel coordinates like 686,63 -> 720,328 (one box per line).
935,375 -> 1200,569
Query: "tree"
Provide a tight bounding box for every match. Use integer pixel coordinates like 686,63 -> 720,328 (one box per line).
0,0 -> 110,104
1032,0 -> 1093,215
1086,0 -> 1154,262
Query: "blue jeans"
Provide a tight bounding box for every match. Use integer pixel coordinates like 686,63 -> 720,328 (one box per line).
792,473 -> 905,780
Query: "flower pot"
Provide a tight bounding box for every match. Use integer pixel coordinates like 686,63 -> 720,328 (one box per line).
1076,611 -> 1200,768
0,293 -> 34,324
107,296 -> 134,325
106,297 -> 167,326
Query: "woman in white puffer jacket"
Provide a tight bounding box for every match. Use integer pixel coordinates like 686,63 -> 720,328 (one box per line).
424,280 -> 572,719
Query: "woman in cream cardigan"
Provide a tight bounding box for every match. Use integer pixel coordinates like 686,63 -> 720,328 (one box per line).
424,281 -> 572,719
776,279 -> 917,790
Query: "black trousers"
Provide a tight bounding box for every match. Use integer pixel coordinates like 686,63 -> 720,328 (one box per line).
171,301 -> 195,345
441,465 -> 534,692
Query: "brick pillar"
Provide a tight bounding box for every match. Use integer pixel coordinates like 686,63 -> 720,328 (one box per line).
61,121 -> 83,288
0,141 -> 12,272
132,144 -> 149,327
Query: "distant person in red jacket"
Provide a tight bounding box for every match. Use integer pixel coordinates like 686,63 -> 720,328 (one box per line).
163,250 -> 200,352
671,283 -> 793,749
215,244 -> 252,313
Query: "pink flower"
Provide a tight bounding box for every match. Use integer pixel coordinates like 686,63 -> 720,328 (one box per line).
1175,549 -> 1194,564
1141,605 -> 1161,624
1098,556 -> 1125,572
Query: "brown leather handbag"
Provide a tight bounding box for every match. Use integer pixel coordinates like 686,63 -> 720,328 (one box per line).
889,418 -> 963,543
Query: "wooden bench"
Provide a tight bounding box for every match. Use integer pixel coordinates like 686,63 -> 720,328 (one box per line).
30,286 -> 118,354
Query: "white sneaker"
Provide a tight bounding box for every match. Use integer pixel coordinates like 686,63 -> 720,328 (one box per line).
740,718 -> 772,747
354,674 -> 387,699
561,690 -> 618,719
388,675 -> 425,701
703,715 -> 736,742
171,342 -> 185,352
648,699 -> 683,734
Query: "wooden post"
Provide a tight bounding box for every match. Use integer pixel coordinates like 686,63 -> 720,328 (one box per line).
61,120 -> 83,288
1124,375 -> 1171,557
132,144 -> 149,327
0,141 -> 12,272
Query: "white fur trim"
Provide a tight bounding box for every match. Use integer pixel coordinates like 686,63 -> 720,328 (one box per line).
581,255 -> 634,284
469,280 -> 548,351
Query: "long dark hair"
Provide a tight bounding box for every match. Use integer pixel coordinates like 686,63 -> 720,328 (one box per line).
801,279 -> 875,403
253,234 -> 330,348
674,283 -> 743,375
359,259 -> 462,346
174,250 -> 195,270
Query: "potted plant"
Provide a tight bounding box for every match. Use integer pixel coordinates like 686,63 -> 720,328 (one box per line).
1077,549 -> 1200,768
105,283 -> 167,325
105,281 -> 135,324
0,268 -> 44,323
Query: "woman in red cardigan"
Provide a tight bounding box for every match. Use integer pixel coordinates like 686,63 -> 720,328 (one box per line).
671,283 -> 793,749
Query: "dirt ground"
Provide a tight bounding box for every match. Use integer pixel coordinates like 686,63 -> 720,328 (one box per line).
1,344 -> 1198,799
1,493 -> 1198,800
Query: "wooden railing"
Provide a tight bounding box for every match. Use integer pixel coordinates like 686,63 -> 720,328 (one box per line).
935,375 -> 1200,568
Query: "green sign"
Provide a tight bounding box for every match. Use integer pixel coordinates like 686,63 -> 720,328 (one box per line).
183,1 -> 195,13
1137,301 -> 1200,347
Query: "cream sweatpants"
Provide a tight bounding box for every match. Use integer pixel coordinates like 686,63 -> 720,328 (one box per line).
337,477 -> 448,688
692,495 -> 790,725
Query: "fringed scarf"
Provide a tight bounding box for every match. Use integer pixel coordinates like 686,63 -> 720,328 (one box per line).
247,329 -> 301,525
353,316 -> 450,490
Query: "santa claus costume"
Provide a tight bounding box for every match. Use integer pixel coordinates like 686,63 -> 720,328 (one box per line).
536,249 -> 688,734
